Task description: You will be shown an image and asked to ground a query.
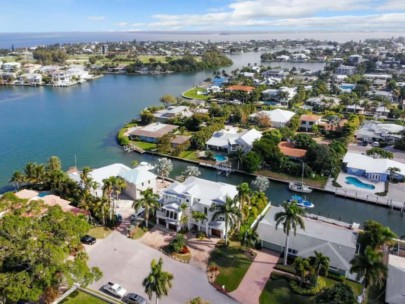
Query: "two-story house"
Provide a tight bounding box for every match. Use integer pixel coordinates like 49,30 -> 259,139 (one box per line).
299,114 -> 322,132
157,177 -> 238,237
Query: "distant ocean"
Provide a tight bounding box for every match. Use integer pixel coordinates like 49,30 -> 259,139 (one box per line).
1,31 -> 405,49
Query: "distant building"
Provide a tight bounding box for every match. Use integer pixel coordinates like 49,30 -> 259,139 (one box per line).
102,44 -> 109,55
225,85 -> 255,93
299,114 -> 322,132
335,65 -> 356,75
2,62 -> 21,72
250,109 -> 295,128
355,121 -> 404,143
129,122 -> 178,143
348,54 -> 362,65
152,106 -> 193,122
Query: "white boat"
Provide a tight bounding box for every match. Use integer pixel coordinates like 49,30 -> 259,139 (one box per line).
289,181 -> 312,193
289,195 -> 314,208
288,162 -> 312,193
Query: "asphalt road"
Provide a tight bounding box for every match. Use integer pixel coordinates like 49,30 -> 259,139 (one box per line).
87,231 -> 238,304
348,143 -> 405,164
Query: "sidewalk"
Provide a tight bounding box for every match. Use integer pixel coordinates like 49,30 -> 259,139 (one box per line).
229,249 -> 280,304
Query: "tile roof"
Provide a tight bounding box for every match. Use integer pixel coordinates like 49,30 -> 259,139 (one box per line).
300,114 -> 321,122
130,123 -> 178,139
225,85 -> 255,92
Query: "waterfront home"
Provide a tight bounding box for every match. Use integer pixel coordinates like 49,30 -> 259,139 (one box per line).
129,122 -> 178,143
257,206 -> 360,280
157,177 -> 238,237
278,141 -> 307,159
385,254 -> 405,304
335,65 -> 356,75
152,106 -> 193,122
299,114 -> 322,132
355,121 -> 404,143
250,109 -> 295,128
212,76 -> 228,87
2,62 -> 21,72
171,135 -> 191,147
206,126 -> 262,153
17,73 -> 42,86
225,85 -> 255,93
68,163 -> 157,200
342,152 -> 405,182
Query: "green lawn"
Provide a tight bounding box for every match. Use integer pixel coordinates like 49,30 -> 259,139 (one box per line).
88,226 -> 113,239
130,226 -> 148,240
208,241 -> 253,292
256,169 -> 327,189
182,87 -> 211,101
131,140 -> 157,151
60,290 -> 109,304
260,277 -> 315,304
179,150 -> 199,161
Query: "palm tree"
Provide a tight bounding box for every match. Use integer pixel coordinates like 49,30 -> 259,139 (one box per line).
236,182 -> 252,220
9,170 -> 25,190
143,258 -> 174,304
293,256 -> 311,286
350,246 -> 387,298
309,251 -> 330,278
239,227 -> 259,249
234,148 -> 244,170
274,201 -> 306,265
80,167 -> 93,192
46,156 -> 62,172
131,160 -> 139,168
210,196 -> 242,245
132,188 -> 160,228
102,176 -> 117,221
387,167 -> 400,182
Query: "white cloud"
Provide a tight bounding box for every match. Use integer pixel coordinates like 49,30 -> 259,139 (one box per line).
116,22 -> 128,26
88,16 -> 105,21
377,0 -> 405,10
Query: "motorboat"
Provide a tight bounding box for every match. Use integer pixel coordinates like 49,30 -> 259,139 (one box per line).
289,194 -> 314,208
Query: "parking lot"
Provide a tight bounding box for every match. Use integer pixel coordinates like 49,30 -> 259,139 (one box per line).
87,231 -> 237,304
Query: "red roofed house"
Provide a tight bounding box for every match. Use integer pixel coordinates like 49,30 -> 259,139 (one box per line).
225,85 -> 255,93
300,114 -> 322,132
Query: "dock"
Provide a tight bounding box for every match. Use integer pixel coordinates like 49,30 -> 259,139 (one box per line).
123,144 -> 145,154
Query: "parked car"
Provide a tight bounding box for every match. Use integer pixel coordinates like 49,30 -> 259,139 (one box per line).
372,141 -> 380,147
130,209 -> 145,222
80,235 -> 96,245
102,282 -> 127,298
122,293 -> 148,304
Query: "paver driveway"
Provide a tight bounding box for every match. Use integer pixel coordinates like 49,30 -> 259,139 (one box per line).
87,231 -> 237,304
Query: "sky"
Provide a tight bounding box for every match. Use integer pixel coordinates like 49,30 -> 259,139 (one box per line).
1,0 -> 405,32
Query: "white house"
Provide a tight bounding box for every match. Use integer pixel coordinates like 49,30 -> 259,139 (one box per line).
250,109 -> 295,128
68,163 -> 157,200
157,177 -> 238,237
206,126 -> 262,153
2,62 -> 21,72
257,206 -> 360,280
299,114 -> 322,132
355,121 -> 404,143
335,65 -> 356,75
385,254 -> 405,304
152,106 -> 193,122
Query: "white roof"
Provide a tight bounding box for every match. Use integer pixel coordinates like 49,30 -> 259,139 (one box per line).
163,176 -> 237,206
89,163 -> 131,186
235,129 -> 262,147
119,167 -> 157,185
356,121 -> 404,140
343,152 -> 405,175
251,109 -> 295,123
386,255 -> 405,304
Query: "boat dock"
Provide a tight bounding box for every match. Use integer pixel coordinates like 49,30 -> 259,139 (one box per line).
123,144 -> 145,154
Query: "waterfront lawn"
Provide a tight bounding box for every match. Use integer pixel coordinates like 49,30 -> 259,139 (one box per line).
260,276 -> 315,304
178,150 -> 199,161
131,140 -> 157,151
183,87 -> 210,100
88,226 -> 113,239
208,241 -> 252,292
60,290 -> 109,304
256,169 -> 327,188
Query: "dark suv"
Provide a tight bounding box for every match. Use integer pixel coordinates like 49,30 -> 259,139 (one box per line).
80,235 -> 96,245
122,293 -> 148,304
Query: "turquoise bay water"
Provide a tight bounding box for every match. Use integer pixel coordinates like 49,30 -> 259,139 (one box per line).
0,54 -> 404,234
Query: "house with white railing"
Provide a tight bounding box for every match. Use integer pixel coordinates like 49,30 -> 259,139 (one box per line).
157,177 -> 238,237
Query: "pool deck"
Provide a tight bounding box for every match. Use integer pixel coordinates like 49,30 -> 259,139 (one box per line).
335,173 -> 384,193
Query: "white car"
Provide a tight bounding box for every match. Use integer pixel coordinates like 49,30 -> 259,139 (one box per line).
102,282 -> 127,298
372,142 -> 380,147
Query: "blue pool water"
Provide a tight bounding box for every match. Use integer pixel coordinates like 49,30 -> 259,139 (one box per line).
339,84 -> 356,92
345,176 -> 375,190
38,191 -> 51,197
214,154 -> 228,162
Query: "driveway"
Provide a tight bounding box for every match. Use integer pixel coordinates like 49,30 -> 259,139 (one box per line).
229,249 -> 280,304
87,231 -> 237,304
140,225 -> 219,270
348,143 -> 405,164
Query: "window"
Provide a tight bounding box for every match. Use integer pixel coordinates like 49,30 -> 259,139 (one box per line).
142,182 -> 144,186
309,121 -> 314,125
173,213 -> 177,220
204,207 -> 208,215
148,180 -> 151,184
288,248 -> 298,255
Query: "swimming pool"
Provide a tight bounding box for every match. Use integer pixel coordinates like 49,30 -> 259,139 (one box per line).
345,176 -> 375,190
214,154 -> 228,162
38,191 -> 51,197
339,84 -> 356,92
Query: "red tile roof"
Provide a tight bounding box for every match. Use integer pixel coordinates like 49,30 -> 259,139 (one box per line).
225,85 -> 255,92
300,114 -> 321,122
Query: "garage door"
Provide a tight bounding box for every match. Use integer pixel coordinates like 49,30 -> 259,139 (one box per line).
211,229 -> 222,237
158,218 -> 166,226
262,241 -> 282,252
168,223 -> 177,231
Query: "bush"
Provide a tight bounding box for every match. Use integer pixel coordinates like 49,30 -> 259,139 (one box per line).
170,234 -> 187,253
290,277 -> 326,295
327,271 -> 346,282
